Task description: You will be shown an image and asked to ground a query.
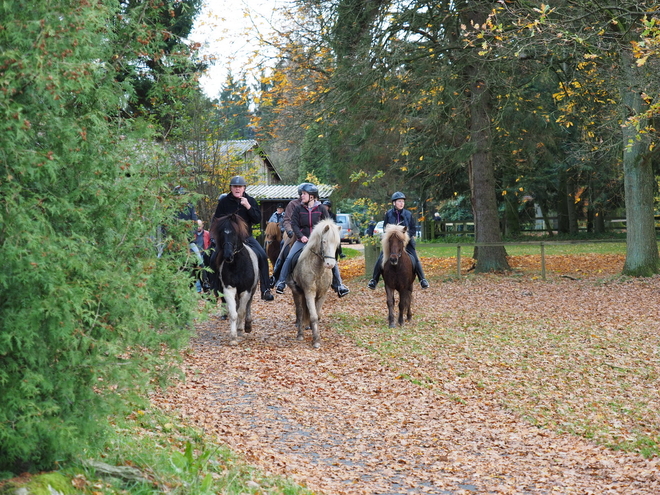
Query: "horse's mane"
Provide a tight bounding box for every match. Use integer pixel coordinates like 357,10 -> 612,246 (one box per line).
307,218 -> 340,251
210,214 -> 250,242
381,224 -> 409,260
265,221 -> 281,238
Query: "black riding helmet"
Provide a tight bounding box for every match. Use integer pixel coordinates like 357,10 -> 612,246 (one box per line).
300,183 -> 319,199
297,182 -> 314,196
230,176 -> 248,186
391,191 -> 406,202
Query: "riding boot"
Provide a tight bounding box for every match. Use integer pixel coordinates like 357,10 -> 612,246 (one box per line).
367,252 -> 383,289
270,256 -> 284,287
409,248 -> 429,289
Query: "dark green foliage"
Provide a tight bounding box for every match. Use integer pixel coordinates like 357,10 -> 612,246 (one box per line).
0,0 -> 198,472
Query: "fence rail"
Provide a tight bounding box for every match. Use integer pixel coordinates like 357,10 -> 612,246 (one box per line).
434,239 -> 628,280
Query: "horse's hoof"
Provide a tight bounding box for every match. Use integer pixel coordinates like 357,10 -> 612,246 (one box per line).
313,341 -> 321,349
229,340 -> 238,346
296,335 -> 304,341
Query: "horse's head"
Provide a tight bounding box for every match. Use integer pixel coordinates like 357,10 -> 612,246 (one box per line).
308,219 -> 340,269
382,224 -> 409,266
264,222 -> 282,245
211,214 -> 249,264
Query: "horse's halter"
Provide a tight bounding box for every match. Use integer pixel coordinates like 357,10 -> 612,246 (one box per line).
221,228 -> 244,259
313,237 -> 336,264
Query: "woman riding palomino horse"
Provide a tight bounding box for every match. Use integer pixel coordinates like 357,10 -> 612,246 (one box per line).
381,224 -> 415,327
270,183 -> 349,298
289,218 -> 341,348
210,176 -> 274,301
367,191 -> 429,290
274,183 -> 349,297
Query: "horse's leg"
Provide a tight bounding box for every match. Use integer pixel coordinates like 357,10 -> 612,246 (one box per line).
385,285 -> 396,328
292,290 -> 304,340
244,291 -> 255,333
236,291 -> 252,336
405,283 -> 413,322
305,290 -> 321,348
223,286 -> 239,345
398,288 -> 407,326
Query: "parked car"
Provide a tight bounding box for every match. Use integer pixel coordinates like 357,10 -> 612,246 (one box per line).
335,213 -> 360,244
372,221 -> 384,237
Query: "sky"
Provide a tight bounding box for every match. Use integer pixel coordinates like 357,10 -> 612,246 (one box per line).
191,0 -> 286,98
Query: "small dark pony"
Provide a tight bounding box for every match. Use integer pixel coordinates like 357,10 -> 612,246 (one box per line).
289,219 -> 341,348
263,221 -> 282,269
209,214 -> 259,345
381,224 -> 415,327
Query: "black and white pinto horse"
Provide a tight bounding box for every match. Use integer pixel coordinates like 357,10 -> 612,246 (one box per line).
209,214 -> 259,345
289,219 -> 341,348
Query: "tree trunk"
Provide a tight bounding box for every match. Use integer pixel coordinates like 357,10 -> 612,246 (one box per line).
620,51 -> 659,276
468,77 -> 510,272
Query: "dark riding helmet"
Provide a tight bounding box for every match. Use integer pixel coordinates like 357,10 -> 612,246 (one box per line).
391,191 -> 406,202
297,182 -> 314,196
322,200 -> 332,207
300,183 -> 319,198
218,193 -> 228,201
230,176 -> 247,187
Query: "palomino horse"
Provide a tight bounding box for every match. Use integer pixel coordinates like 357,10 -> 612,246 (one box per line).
288,219 -> 341,348
381,224 -> 415,327
263,221 -> 282,268
209,214 -> 259,345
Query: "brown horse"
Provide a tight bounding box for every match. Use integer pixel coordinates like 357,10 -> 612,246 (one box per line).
289,219 -> 341,348
263,221 -> 282,268
381,224 -> 415,327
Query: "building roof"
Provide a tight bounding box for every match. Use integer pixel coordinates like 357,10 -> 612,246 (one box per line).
218,139 -> 259,156
219,139 -> 281,183
247,184 -> 335,200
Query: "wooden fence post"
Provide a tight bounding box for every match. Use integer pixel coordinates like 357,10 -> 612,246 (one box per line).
456,245 -> 462,278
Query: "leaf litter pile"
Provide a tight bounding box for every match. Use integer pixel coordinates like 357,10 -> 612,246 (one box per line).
153,254 -> 660,494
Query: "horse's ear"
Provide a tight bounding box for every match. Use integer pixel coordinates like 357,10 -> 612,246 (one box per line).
323,225 -> 330,234
402,226 -> 408,233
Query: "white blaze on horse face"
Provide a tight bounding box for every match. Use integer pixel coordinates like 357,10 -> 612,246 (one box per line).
322,239 -> 336,269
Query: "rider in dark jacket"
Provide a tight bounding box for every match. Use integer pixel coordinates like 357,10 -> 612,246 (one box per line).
367,191 -> 429,290
274,184 -> 349,297
211,176 -> 274,301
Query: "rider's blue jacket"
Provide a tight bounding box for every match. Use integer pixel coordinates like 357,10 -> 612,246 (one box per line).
383,207 -> 417,238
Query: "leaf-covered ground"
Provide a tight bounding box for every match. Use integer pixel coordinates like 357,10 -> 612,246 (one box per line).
153,254 -> 660,494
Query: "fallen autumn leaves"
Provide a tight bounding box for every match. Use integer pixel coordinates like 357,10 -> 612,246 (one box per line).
153,254 -> 660,494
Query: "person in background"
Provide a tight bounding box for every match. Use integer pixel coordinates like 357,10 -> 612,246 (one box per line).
211,176 -> 274,301
366,217 -> 377,236
367,191 -> 429,290
268,203 -> 285,231
192,219 -> 211,292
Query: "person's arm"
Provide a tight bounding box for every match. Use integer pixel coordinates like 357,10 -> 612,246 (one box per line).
282,200 -> 296,236
245,196 -> 262,224
291,206 -> 304,240
407,210 -> 417,238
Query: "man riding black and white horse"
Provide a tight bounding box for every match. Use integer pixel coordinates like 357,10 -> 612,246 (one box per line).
211,176 -> 275,301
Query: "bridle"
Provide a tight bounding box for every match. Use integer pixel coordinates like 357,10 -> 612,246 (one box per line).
220,228 -> 244,259
312,234 -> 336,263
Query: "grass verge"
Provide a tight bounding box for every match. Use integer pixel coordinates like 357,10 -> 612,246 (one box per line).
0,407 -> 312,495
